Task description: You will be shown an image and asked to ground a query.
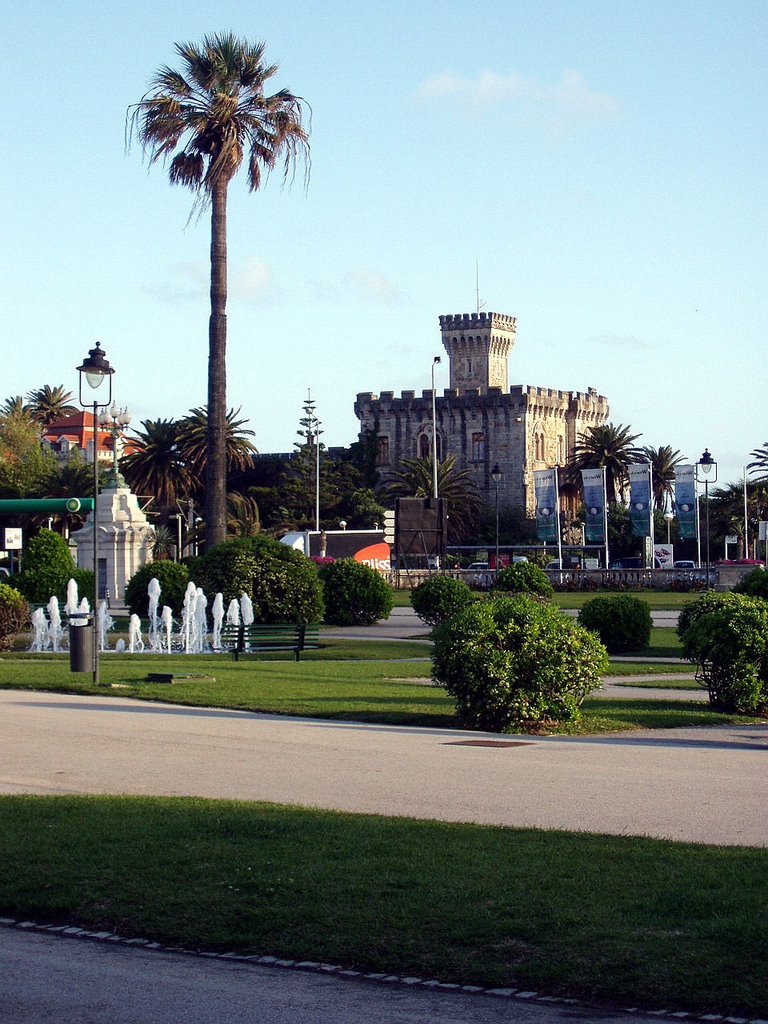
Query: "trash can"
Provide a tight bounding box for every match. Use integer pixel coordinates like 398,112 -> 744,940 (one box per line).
68,612 -> 93,673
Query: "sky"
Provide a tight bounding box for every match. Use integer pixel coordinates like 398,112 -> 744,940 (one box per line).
2,0 -> 766,490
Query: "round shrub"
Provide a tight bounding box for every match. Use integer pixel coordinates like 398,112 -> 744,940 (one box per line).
411,574 -> 474,629
578,594 -> 652,653
490,562 -> 554,599
0,583 -> 30,650
192,537 -> 324,624
319,559 -> 393,626
432,596 -> 607,732
733,567 -> 768,600
124,561 -> 190,617
15,530 -> 76,604
676,591 -> 742,642
680,593 -> 768,714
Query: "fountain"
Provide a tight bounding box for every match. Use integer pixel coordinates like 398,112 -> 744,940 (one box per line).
128,614 -> 144,653
240,592 -> 254,626
30,607 -> 49,652
161,605 -> 174,653
211,593 -> 224,650
147,577 -> 161,646
47,596 -> 64,653
30,576 -> 244,660
65,578 -> 79,616
98,600 -> 114,651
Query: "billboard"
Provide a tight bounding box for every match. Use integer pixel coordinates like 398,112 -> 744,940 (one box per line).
582,468 -> 607,544
628,464 -> 653,538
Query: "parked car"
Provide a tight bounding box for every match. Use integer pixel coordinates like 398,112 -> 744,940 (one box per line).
465,562 -> 492,587
672,560 -> 696,569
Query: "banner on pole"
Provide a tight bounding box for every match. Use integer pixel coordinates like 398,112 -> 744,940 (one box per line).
628,463 -> 653,538
582,468 -> 607,544
534,469 -> 559,542
674,465 -> 697,540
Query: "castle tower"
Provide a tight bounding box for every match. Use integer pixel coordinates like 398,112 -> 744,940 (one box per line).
439,311 -> 516,394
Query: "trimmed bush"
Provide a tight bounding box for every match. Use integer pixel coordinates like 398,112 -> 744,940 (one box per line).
676,591 -> 742,642
319,559 -> 393,626
0,583 -> 30,650
124,561 -> 190,617
733,567 -> 768,600
679,593 -> 768,714
578,594 -> 652,653
432,596 -> 607,732
490,562 -> 554,599
15,531 -> 77,604
192,537 -> 324,624
411,575 -> 474,629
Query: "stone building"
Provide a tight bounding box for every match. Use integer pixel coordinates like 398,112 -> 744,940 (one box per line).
354,311 -> 609,514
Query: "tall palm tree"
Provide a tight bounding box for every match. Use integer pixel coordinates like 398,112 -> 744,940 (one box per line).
385,455 -> 483,541
26,385 -> 77,426
119,418 -> 193,515
129,33 -> 310,549
747,442 -> 768,479
643,444 -> 684,511
569,423 -> 644,504
176,406 -> 257,488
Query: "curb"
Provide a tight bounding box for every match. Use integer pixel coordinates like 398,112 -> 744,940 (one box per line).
2,917 -> 765,1024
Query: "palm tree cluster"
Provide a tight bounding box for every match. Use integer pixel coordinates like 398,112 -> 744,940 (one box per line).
567,423 -> 684,511
120,407 -> 257,530
129,33 -> 310,550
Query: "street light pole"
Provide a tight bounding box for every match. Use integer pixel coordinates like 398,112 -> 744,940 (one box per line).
697,449 -> 717,590
431,356 -> 441,500
491,463 -> 502,578
77,342 -> 114,687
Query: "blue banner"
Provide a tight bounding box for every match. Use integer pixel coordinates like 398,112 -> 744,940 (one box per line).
534,469 -> 559,543
628,464 -> 653,538
582,468 -> 606,544
675,465 -> 698,541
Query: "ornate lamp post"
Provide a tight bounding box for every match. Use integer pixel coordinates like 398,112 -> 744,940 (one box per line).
76,342 -> 114,686
697,449 -> 717,589
98,403 -> 131,487
491,463 -> 502,578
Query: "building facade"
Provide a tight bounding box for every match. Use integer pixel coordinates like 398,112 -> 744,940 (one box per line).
354,311 -> 609,513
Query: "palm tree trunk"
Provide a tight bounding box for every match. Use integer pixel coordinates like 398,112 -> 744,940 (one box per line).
206,181 -> 228,549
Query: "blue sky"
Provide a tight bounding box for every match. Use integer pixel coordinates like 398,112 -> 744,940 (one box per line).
2,0 -> 765,489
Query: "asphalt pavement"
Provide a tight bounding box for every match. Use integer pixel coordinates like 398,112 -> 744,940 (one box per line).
3,604 -> 766,1023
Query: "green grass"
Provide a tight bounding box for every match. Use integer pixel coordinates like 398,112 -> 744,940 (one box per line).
0,650 -> 759,733
551,590 -> 696,610
0,795 -> 765,1016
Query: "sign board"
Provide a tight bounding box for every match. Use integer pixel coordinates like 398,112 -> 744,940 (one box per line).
2,528 -> 22,550
383,510 -> 395,546
654,544 -> 674,569
760,522 -> 768,542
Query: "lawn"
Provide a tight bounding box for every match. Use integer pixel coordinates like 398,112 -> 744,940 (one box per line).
0,641 -> 756,734
0,795 -> 765,1017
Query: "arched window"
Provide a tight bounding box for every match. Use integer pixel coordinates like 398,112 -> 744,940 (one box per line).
376,436 -> 390,466
418,432 -> 442,460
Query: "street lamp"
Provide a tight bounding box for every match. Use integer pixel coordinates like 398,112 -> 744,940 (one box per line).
431,356 -> 441,500
491,464 -> 502,577
98,402 -> 131,487
697,449 -> 717,589
664,510 -> 674,544
77,342 -> 114,686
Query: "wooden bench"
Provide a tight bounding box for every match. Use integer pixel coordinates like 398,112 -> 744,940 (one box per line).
220,622 -> 320,661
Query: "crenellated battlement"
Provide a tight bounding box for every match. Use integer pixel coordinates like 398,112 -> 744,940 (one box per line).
438,311 -> 517,331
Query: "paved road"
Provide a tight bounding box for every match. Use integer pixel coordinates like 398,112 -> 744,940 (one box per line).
1,689 -> 765,846
0,925 -> 651,1024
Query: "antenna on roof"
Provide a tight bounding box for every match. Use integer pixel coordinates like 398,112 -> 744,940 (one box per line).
475,258 -> 486,315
